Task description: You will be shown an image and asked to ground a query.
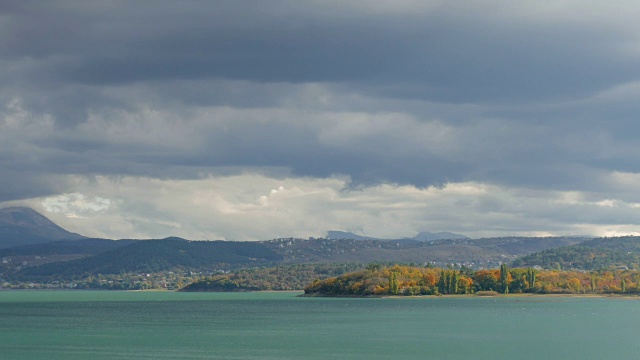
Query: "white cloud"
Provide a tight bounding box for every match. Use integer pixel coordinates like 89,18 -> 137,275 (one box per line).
41,192 -> 111,218
1,173 -> 637,241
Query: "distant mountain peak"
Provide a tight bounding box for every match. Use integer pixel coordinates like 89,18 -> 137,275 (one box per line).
325,230 -> 469,242
0,207 -> 61,227
0,206 -> 85,249
326,231 -> 378,241
413,231 -> 469,241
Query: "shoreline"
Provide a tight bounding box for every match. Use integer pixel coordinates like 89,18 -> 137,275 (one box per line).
300,292 -> 640,299
5,288 -> 640,299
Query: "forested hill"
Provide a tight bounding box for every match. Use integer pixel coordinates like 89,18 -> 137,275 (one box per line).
580,236 -> 640,252
5,236 -> 593,282
0,238 -> 137,270
260,236 -> 589,268
0,207 -> 594,276
0,238 -> 136,258
181,263 -> 366,292
16,238 -> 283,279
512,236 -> 640,270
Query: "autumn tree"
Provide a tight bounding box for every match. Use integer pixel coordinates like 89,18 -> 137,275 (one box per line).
473,270 -> 499,292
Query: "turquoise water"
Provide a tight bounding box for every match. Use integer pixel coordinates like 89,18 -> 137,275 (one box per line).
1,291 -> 639,359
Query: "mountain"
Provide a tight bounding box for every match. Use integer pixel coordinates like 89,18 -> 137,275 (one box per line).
326,231 -> 379,240
0,207 -> 85,249
326,230 -> 469,242
413,231 -> 469,241
0,209 -> 595,282
6,235 -> 595,283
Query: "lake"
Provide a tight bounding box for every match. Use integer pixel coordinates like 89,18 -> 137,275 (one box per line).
0,291 -> 639,359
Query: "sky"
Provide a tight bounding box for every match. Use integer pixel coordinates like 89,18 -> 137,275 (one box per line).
2,1 -> 640,240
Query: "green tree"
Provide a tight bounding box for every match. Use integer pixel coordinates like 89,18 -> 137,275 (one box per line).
526,267 -> 537,292
388,271 -> 399,295
367,263 -> 382,272
500,264 -> 509,294
438,269 -> 446,294
451,271 -> 459,294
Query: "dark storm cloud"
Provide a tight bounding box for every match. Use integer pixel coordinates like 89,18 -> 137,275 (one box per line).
2,0 -> 640,202
4,1 -> 635,101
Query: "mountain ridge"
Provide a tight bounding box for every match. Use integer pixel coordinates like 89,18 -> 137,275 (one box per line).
326,230 -> 469,241
512,235 -> 640,270
0,207 -> 597,283
0,207 -> 85,249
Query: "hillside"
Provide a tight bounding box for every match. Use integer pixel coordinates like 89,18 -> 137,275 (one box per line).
5,235 -> 593,282
181,263 -> 365,292
512,236 -> 640,270
0,238 -> 136,258
0,207 -> 601,285
14,238 -> 284,280
580,236 -> 640,252
0,207 -> 85,248
0,238 -> 136,270
263,236 -> 590,268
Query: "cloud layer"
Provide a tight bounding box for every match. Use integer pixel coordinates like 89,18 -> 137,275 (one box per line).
2,1 -> 640,239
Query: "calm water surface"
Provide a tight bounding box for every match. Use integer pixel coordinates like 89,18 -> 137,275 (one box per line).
0,291 -> 639,359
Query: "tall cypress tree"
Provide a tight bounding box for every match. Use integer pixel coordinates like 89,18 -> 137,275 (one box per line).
389,272 -> 399,295
438,269 -> 446,294
500,264 -> 509,294
526,267 -> 537,292
452,271 -> 459,294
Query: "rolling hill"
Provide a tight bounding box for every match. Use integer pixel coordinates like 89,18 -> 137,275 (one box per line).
264,236 -> 590,267
325,230 -> 469,241
0,238 -> 137,270
15,237 -> 284,279
0,207 -> 598,284
0,238 -> 136,258
511,236 -> 640,270
7,235 -> 593,282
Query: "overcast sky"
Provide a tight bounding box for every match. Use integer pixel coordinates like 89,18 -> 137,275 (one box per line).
2,1 -> 640,240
